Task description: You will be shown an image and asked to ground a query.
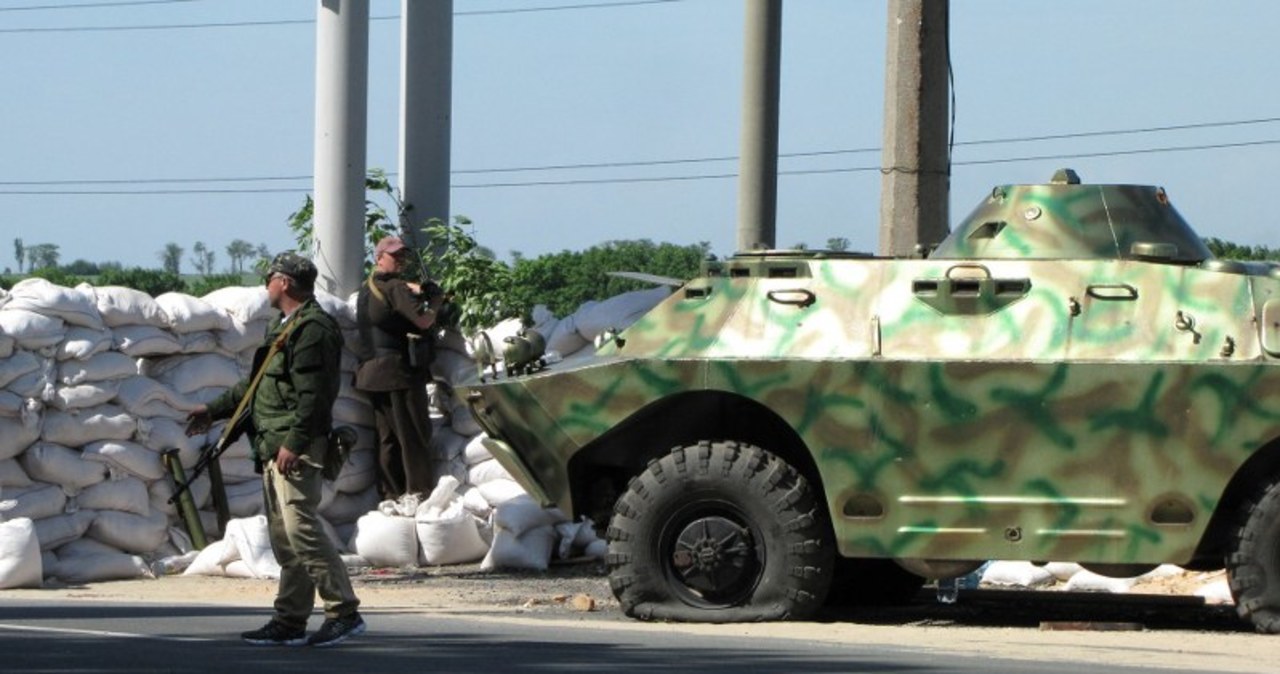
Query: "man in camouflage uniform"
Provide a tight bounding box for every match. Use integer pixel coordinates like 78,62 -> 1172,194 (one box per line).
354,235 -> 441,499
186,252 -> 364,648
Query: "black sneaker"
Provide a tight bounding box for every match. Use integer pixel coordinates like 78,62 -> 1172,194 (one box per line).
241,619 -> 307,646
306,613 -> 366,648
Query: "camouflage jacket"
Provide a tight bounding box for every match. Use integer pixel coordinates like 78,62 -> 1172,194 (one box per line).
208,298 -> 343,465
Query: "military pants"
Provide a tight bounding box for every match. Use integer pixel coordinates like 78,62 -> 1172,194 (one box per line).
263,460 -> 359,627
367,384 -> 435,499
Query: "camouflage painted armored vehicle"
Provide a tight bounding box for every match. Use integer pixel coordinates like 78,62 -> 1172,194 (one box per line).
457,170 -> 1280,632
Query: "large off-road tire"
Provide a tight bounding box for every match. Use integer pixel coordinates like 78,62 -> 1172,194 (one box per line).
606,440 -> 835,622
825,558 -> 926,607
1228,479 -> 1280,634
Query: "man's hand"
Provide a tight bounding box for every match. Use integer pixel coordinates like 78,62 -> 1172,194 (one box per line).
185,405 -> 212,437
275,447 -> 301,475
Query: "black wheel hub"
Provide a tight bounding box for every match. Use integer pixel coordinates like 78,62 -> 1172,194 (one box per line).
668,514 -> 759,601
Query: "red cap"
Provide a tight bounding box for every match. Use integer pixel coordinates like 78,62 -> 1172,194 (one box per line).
375,236 -> 408,257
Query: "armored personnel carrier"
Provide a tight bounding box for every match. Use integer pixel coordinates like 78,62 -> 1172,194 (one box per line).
457,170 -> 1280,632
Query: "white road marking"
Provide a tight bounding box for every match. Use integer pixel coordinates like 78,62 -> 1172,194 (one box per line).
0,623 -> 212,642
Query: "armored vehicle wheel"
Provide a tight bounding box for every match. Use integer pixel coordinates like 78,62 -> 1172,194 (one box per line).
1228,479 -> 1280,633
606,440 -> 834,622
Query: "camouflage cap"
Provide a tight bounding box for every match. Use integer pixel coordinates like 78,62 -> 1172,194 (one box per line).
267,252 -> 317,289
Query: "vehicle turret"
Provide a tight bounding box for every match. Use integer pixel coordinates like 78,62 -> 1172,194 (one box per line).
932,168 -> 1213,262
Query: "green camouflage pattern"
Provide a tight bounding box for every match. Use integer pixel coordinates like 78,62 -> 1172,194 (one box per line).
458,172 -> 1280,570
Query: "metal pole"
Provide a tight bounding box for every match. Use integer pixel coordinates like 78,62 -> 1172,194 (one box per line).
879,0 -> 950,257
736,0 -> 782,252
399,0 -> 453,255
313,0 -> 370,297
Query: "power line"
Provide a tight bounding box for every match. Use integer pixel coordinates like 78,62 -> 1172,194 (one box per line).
0,0 -> 682,34
0,0 -> 196,11
4,136 -> 1279,195
4,116 -> 1279,189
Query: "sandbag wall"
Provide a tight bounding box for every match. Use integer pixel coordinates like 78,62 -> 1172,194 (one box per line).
1,277 -> 673,586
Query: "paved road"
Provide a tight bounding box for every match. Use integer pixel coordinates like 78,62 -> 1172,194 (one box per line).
0,595 -> 1263,674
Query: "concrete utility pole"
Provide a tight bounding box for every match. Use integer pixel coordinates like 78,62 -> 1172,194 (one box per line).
399,0 -> 453,252
312,0 -> 370,298
736,0 -> 782,252
879,0 -> 950,257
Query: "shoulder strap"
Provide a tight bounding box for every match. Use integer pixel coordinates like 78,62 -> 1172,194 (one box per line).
215,315 -> 304,450
366,274 -> 387,304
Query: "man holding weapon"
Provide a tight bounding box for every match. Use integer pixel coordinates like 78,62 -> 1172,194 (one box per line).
184,252 -> 364,648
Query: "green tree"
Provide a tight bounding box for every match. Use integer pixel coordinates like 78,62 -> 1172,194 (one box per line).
1205,237 -> 1280,261
159,243 -> 183,275
226,239 -> 256,274
191,242 -> 215,276
186,273 -> 245,297
26,243 -> 59,270
62,259 -> 100,276
826,237 -> 851,252
13,238 -> 23,273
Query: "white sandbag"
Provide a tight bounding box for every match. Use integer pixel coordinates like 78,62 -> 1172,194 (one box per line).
59,351 -> 138,385
460,485 -> 493,520
0,483 -> 68,521
433,456 -> 468,488
218,457 -> 262,482
0,350 -> 42,389
151,549 -> 200,576
0,458 -> 33,488
463,433 -> 492,466
583,538 -> 608,560
477,478 -> 527,508
1138,564 -> 1187,580
216,318 -> 267,354
55,326 -> 113,361
178,330 -> 219,354
87,509 -> 169,554
0,402 -> 42,461
148,479 -> 177,517
480,523 -> 557,571
42,405 -> 136,446
5,279 -> 103,329
315,289 -> 356,326
429,426 -> 469,463
558,517 -> 604,560
1041,562 -> 1084,582
20,443 -> 109,489
492,494 -> 568,536
467,458 -> 514,485
0,390 -> 23,418
182,538 -> 234,577
49,381 -> 119,411
332,396 -> 373,426
319,487 -> 380,526
447,398 -> 483,437
378,493 -> 423,518
430,349 -> 475,387
417,502 -> 488,566
223,515 -> 280,579
1197,578 -> 1233,605
51,551 -> 151,583
350,511 -> 419,568
81,440 -> 163,482
0,333 -> 13,359
1063,570 -> 1138,593
546,314 -> 590,359
135,417 -> 203,455
0,518 -> 43,589
112,325 -> 182,357
33,510 -> 96,551
0,309 -> 65,350
146,353 -> 243,394
74,475 -> 150,516
115,376 -> 200,416
155,292 -> 230,333
334,447 -> 376,495
87,284 -> 169,328
6,366 -> 54,401
201,286 -> 273,324
571,286 -> 670,342
980,561 -> 1056,588
226,479 -> 265,517
57,536 -> 124,559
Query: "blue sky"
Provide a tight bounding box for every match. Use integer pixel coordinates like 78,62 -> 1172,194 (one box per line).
3,0 -> 1279,273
